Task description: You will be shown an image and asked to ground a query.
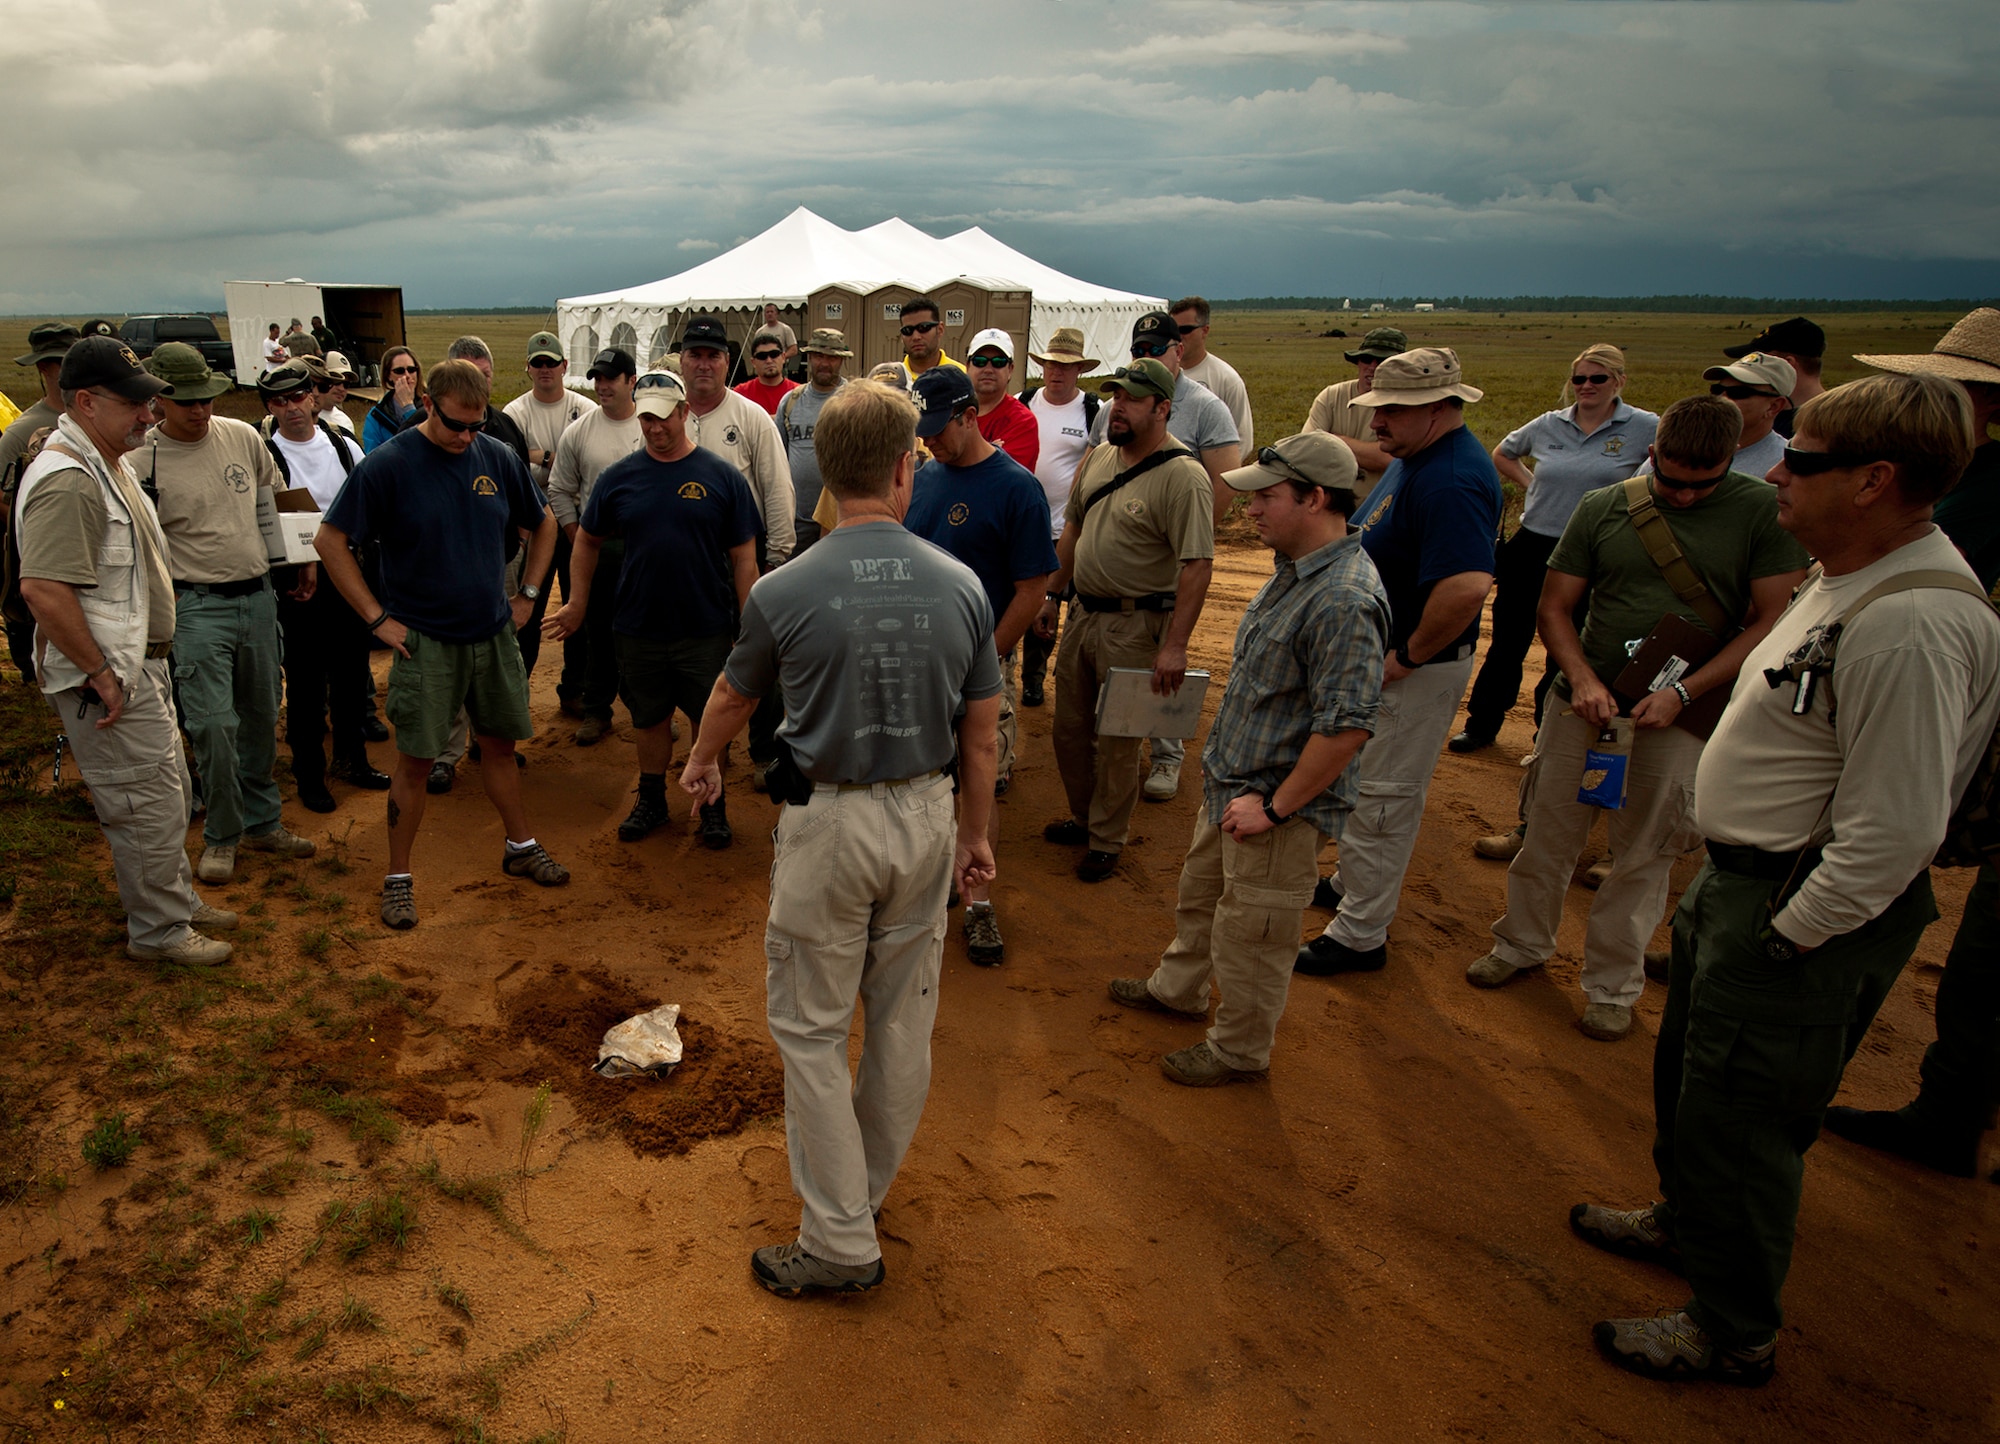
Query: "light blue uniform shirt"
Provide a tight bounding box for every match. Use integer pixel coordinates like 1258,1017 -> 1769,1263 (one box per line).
1500,401 -> 1659,538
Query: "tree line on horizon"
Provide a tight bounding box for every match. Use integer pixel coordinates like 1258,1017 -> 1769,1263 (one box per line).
1208,295 -> 1997,315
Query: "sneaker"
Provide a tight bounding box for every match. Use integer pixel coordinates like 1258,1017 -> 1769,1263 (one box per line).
196,843 -> 236,884
750,1240 -> 885,1297
1583,855 -> 1614,890
1823,1105 -> 1980,1179
380,876 -> 417,930
574,715 -> 610,746
1448,730 -> 1496,754
1076,849 -> 1118,882
1142,759 -> 1181,802
1160,1040 -> 1265,1087
1474,824 -> 1526,861
127,931 -> 233,967
1310,876 -> 1342,912
502,842 -> 570,887
1569,1201 -> 1681,1270
698,802 -> 733,851
1107,976 -> 1206,1019
241,825 -> 316,859
1579,1002 -> 1633,1040
426,761 -> 456,794
962,905 -> 1004,965
1295,935 -> 1386,975
1021,680 -> 1044,707
618,793 -> 670,842
1466,951 -> 1536,989
1592,1311 -> 1775,1386
1643,949 -> 1671,984
1043,818 -> 1088,846
192,902 -> 240,932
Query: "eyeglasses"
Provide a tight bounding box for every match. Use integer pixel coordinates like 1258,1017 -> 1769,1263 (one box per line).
967,355 -> 1010,369
1570,373 -> 1613,387
389,364 -> 420,376
1131,341 -> 1174,359
527,357 -> 562,369
1177,323 -> 1203,336
899,321 -> 940,337
1781,446 -> 1877,476
433,409 -> 488,434
1712,383 -> 1777,401
752,349 -> 782,361
1652,464 -> 1729,491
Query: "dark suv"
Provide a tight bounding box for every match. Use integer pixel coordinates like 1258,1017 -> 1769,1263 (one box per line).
118,315 -> 236,379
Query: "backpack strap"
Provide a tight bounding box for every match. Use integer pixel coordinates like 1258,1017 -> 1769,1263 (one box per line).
1835,569 -> 1988,625
1621,475 -> 1734,636
1083,391 -> 1100,427
1074,443 -> 1191,525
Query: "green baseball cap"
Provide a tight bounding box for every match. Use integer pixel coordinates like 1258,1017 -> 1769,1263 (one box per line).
527,331 -> 564,362
1099,357 -> 1174,402
143,342 -> 233,401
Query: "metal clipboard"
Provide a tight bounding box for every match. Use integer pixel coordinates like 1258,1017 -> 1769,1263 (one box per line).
1093,667 -> 1211,739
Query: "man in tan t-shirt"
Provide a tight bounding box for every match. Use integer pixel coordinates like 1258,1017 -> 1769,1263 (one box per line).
1304,326 -> 1405,497
135,344 -> 318,884
1034,358 -> 1214,879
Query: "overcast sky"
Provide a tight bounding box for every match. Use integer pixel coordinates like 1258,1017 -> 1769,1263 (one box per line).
3,0 -> 1992,313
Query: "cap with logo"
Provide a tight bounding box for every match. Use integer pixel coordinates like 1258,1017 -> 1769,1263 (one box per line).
1029,327 -> 1098,370
16,322 -> 82,367
1345,326 -> 1410,364
256,359 -> 317,398
1223,432 -> 1359,495
1099,357 -> 1175,403
681,316 -> 729,353
1854,307 -> 2000,386
1702,353 -> 1797,399
143,342 -> 232,401
59,336 -> 171,401
526,331 -> 564,363
967,327 -> 1014,360
913,367 -> 977,437
323,350 -> 357,381
802,328 -> 853,358
1352,347 -> 1484,407
1130,311 -> 1178,348
79,320 -> 117,339
1724,317 -> 1825,361
632,371 -> 689,418
586,347 -> 637,381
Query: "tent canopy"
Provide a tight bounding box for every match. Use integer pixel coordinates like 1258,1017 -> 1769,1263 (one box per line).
556,207 -> 1162,378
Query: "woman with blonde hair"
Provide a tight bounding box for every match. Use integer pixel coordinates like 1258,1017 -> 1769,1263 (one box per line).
1452,344 -> 1658,758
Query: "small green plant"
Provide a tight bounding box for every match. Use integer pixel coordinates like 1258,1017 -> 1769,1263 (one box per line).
298,927 -> 332,961
323,1364 -> 411,1414
518,1080 -> 552,1217
320,1191 -> 417,1262
436,1279 -> 473,1321
337,1294 -> 382,1332
80,1113 -> 137,1169
236,1207 -> 279,1245
292,1319 -> 329,1362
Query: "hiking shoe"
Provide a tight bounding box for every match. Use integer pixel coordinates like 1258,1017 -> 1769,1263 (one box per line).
1580,1002 -> 1633,1041
242,824 -> 315,859
1311,876 -> 1342,912
963,905 -> 1004,965
1448,729 -> 1496,754
1643,949 -> 1671,984
503,842 -> 570,886
750,1241 -> 885,1297
619,793 -> 670,842
1593,1311 -> 1774,1386
1466,951 -> 1536,989
1823,1105 -> 1980,1179
698,802 -> 733,851
1295,935 -> 1386,975
574,715 -> 610,746
127,931 -> 233,967
1108,976 -> 1206,1019
196,843 -> 236,884
380,876 -> 417,930
1076,849 -> 1118,882
192,902 -> 240,932
1161,1040 -> 1265,1087
426,761 -> 455,794
1474,824 -> 1526,861
1583,855 -> 1614,889
1142,759 -> 1181,802
1043,818 -> 1088,846
1569,1202 -> 1681,1270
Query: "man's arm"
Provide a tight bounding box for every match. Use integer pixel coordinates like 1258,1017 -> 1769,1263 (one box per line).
541,528 -> 602,640
1221,729 -> 1372,840
509,506 -> 558,631
1199,445 -> 1236,526
1535,569 -> 1608,724
18,580 -> 128,726
1152,557 -> 1213,694
752,417 -> 796,564
995,572 -> 1051,658
953,693 -> 1002,897
1629,570 -> 1808,728
679,672 -> 761,805
1330,431 -> 1393,477
728,538 -> 758,613
1034,514 -> 1083,640
1383,570 -> 1492,683
546,434 -> 583,537
311,521 -> 408,658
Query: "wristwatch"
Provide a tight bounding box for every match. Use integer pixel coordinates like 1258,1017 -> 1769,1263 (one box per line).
1757,920 -> 1800,963
520,583 -> 542,602
1262,799 -> 1286,828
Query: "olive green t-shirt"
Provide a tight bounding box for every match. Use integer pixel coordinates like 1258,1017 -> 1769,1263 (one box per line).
134,417 -> 282,583
1546,472 -> 1809,694
1070,443 -> 1215,600
17,463 -> 178,644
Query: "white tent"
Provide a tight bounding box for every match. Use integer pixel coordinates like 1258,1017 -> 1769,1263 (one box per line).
555,208 -> 1161,379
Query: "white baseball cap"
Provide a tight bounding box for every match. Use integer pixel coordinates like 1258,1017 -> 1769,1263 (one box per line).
967,327 -> 1014,360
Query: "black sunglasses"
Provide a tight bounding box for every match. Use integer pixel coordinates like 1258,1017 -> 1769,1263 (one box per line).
899,321 -> 941,337
1652,464 -> 1729,491
313,381 -> 333,393
389,363 -> 420,376
1781,446 -> 1877,476
527,356 -> 563,368
967,355 -> 1010,369
1131,341 -> 1174,359
635,374 -> 683,392
1570,373 -> 1612,386
1712,383 -> 1778,401
433,409 -> 488,434
752,349 -> 782,361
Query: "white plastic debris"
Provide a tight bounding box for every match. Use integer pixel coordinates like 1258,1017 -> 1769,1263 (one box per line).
593,1003 -> 684,1079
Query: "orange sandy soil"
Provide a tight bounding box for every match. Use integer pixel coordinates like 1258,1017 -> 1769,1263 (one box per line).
2,540 -> 1994,1442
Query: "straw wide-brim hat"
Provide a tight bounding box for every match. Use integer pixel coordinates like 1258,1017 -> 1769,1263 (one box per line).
1352,346 -> 1484,407
1029,326 -> 1099,370
1854,308 -> 2000,385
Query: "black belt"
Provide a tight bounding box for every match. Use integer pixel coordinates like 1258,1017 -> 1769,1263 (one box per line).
1077,591 -> 1175,614
174,576 -> 267,598
1706,841 -> 1822,881
144,641 -> 174,659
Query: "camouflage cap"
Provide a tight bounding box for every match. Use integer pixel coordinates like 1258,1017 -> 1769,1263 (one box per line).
802,328 -> 852,357
1344,327 -> 1409,363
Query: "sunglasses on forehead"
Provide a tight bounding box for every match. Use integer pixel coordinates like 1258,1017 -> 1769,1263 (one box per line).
1781,445 -> 1878,475
635,374 -> 683,392
899,320 -> 940,337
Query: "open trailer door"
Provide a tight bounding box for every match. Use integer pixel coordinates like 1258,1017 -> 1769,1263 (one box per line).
223,280 -> 405,385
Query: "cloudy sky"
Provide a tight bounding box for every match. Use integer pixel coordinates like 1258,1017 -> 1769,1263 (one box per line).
3,0 -> 1992,313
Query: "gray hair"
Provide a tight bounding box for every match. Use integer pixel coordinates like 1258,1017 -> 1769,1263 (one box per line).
447,335 -> 493,364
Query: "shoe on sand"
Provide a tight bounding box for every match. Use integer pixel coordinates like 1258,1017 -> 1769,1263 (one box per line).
1474,825 -> 1526,861
751,1241 -> 884,1296
192,902 -> 240,932
127,931 -> 232,967
1142,760 -> 1181,802
963,905 -> 1004,965
380,876 -> 417,930
196,843 -> 236,884
1583,855 -> 1614,889
1108,976 -> 1205,1018
1569,1202 -> 1681,1271
1593,1311 -> 1774,1386
241,825 -> 316,859
1466,951 -> 1537,989
1160,1040 -> 1264,1087
1579,1002 -> 1633,1040
502,842 -> 570,886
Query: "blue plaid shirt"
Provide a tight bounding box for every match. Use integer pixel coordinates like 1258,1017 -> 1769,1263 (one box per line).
1200,531 -> 1390,836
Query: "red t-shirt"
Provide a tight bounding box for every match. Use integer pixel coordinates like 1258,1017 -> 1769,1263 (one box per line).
733,377 -> 798,416
977,395 -> 1040,472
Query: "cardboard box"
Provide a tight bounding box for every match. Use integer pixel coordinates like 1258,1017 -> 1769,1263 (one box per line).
257,488 -> 323,566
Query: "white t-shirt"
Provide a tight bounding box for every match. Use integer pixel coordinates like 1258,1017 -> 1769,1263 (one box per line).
504,388 -> 600,491
1181,352 -> 1254,459
1027,389 -> 1090,537
546,408 -> 643,527
320,405 -> 356,436
269,426 -> 360,510
260,336 -> 285,373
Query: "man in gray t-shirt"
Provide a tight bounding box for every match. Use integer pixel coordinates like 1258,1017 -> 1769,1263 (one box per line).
777,329 -> 852,551
681,378 -> 999,1300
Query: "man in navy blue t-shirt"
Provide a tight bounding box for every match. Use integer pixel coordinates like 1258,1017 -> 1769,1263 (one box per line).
1297,347 -> 1500,976
906,367 -> 1058,965
545,371 -> 760,849
316,359 -> 566,931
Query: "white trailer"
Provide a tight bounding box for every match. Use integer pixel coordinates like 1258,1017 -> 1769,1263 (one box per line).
223,279 -> 406,385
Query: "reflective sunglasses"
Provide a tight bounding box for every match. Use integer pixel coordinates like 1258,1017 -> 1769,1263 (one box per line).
899,320 -> 941,337
389,363 -> 421,376
752,349 -> 782,361
1781,445 -> 1877,475
635,374 -> 684,392
967,354 -> 1010,369
527,356 -> 563,369
1130,341 -> 1174,359
1651,464 -> 1729,491
1570,373 -> 1612,386
1712,383 -> 1777,401
433,409 -> 488,434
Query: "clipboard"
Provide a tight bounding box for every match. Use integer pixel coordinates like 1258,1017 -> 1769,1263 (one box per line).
1612,613 -> 1732,739
1094,666 -> 1211,739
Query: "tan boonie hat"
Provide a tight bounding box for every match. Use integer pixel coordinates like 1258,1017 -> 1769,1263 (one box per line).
802,328 -> 852,357
1353,346 -> 1484,407
1223,432 -> 1359,494
1855,308 -> 2000,386
1702,352 -> 1797,398
1029,327 -> 1098,370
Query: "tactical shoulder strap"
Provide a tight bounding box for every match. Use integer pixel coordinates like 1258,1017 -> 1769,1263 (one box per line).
1074,444 -> 1189,525
1622,475 -> 1734,636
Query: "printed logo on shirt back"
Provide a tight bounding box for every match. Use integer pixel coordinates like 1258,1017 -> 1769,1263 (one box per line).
850,557 -> 914,583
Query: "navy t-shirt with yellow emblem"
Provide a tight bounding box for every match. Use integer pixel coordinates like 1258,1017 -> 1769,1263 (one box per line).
324,427 -> 547,644
907,451 -> 1058,636
580,447 -> 758,642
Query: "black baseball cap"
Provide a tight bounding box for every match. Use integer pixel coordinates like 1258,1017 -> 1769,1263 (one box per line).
1725,317 -> 1825,360
1131,311 -> 1177,347
59,336 -> 171,400
682,316 -> 729,353
585,346 -> 636,380
912,366 -> 977,438
16,322 -> 81,366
